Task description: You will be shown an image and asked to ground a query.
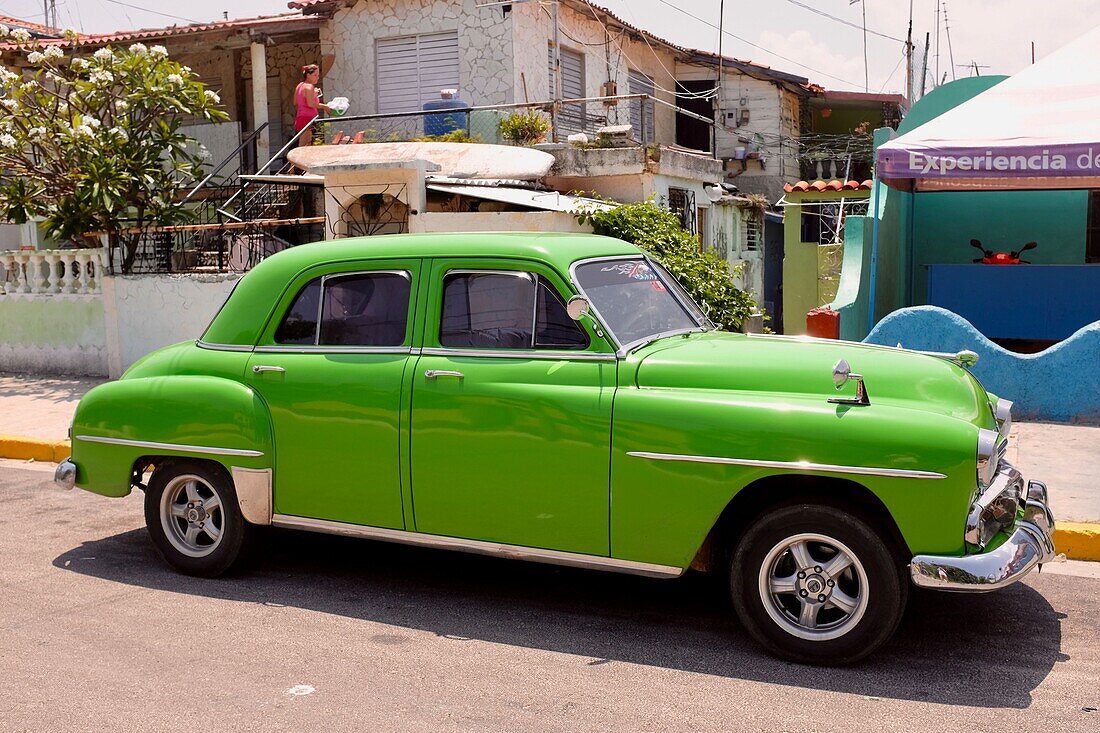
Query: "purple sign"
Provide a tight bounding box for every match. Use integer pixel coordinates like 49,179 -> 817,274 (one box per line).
877,144 -> 1100,179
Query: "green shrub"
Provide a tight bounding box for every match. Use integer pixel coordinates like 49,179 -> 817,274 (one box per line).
499,110 -> 551,145
577,200 -> 758,331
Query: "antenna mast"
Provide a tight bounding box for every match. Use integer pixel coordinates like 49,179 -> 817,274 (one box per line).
42,0 -> 59,29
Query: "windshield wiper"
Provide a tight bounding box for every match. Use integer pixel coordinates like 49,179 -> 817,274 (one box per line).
618,327 -> 705,357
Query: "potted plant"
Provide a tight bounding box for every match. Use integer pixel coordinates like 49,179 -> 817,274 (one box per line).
499,110 -> 551,145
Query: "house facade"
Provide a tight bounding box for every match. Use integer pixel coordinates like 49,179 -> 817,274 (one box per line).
292,0 -> 822,202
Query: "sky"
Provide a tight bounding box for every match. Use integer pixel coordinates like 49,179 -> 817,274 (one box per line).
3,0 -> 1099,94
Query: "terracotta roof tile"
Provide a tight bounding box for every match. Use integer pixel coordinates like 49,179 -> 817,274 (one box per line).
0,14 -> 62,37
784,179 -> 874,193
1,12 -> 318,49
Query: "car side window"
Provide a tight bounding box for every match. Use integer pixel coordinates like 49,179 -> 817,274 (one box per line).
274,272 -> 411,347
440,271 -> 588,349
274,279 -> 321,345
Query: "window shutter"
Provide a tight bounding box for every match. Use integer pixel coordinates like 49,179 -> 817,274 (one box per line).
548,45 -> 586,133
377,31 -> 459,114
628,69 -> 655,143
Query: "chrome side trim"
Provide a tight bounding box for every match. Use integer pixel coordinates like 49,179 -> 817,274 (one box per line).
76,435 -> 264,458
232,467 -> 272,525
195,340 -> 255,353
420,347 -> 617,362
626,451 -> 947,480
271,514 -> 685,579
253,345 -> 412,354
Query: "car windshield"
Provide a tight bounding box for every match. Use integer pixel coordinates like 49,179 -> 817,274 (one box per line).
573,258 -> 707,348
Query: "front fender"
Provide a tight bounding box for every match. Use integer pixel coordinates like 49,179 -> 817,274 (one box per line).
70,375 -> 273,497
610,387 -> 977,568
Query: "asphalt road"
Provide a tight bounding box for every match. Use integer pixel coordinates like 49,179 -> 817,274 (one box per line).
2,461 -> 1098,733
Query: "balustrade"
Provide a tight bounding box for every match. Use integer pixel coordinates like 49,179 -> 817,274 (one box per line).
0,249 -> 107,296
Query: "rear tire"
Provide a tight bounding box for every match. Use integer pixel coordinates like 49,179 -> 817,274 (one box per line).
144,460 -> 251,578
729,503 -> 906,666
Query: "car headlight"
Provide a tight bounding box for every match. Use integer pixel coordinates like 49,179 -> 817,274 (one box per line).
976,428 -> 1000,490
965,462 -> 1024,551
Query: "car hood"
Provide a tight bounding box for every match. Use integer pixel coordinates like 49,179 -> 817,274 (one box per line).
632,331 -> 994,427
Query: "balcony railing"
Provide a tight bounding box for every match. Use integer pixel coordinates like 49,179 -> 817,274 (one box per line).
0,249 -> 107,296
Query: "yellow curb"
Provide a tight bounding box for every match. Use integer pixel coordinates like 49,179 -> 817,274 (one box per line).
0,435 -> 70,463
1054,522 -> 1100,562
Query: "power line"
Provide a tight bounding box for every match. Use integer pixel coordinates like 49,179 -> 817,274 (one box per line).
98,0 -> 199,25
652,0 -> 865,89
782,0 -> 904,43
566,6 -> 720,100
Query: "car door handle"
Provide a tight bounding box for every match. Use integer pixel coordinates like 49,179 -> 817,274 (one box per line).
252,365 -> 286,374
424,370 -> 464,380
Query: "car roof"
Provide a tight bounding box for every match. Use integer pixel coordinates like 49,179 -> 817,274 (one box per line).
201,232 -> 641,346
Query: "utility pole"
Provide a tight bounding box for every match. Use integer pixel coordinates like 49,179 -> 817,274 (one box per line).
550,0 -> 561,142
860,0 -> 869,92
920,31 -> 930,97
905,0 -> 914,105
934,0 -> 941,87
1031,41 -> 1036,64
714,0 -> 725,159
943,1 -> 957,81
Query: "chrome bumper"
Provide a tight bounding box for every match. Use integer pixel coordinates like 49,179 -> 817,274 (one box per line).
54,459 -> 77,490
910,480 -> 1057,592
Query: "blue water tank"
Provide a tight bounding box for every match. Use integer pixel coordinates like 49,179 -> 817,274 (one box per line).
423,96 -> 469,136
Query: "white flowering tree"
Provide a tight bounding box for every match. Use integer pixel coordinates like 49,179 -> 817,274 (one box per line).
0,28 -> 227,272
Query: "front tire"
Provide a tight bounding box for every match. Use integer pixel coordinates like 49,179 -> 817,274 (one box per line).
144,460 -> 251,577
730,504 -> 906,666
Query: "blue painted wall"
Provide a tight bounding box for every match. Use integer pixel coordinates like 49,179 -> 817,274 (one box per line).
865,306 -> 1100,422
911,189 -> 1089,303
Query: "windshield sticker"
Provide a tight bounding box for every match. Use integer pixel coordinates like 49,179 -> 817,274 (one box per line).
601,262 -> 657,281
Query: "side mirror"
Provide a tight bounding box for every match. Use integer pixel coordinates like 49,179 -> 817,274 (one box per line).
829,359 -> 870,406
566,295 -> 590,321
832,359 -> 852,389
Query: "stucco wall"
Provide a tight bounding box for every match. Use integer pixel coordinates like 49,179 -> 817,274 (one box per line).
322,0 -> 513,120
0,296 -> 107,375
415,211 -> 590,233
103,274 -> 241,377
676,63 -> 799,201
512,2 -> 678,142
865,306 -> 1100,423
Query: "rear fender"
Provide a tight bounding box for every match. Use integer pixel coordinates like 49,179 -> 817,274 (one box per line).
70,376 -> 274,521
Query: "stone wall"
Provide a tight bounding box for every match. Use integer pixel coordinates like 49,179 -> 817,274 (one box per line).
322,0 -> 513,120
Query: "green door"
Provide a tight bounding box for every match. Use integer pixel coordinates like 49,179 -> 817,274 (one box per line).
409,259 -> 616,555
247,259 -> 421,528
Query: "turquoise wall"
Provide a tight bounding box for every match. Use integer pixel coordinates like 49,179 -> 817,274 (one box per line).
911,189 -> 1089,303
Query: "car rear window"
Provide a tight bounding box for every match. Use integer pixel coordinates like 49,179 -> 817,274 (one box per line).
274,272 -> 411,347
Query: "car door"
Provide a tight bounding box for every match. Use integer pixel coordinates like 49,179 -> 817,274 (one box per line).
247,259 -> 421,529
409,258 -> 616,555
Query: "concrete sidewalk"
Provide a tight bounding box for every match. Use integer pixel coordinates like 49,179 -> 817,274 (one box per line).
1,372 -> 1097,558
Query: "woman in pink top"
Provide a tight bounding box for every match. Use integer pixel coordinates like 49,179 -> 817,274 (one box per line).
294,64 -> 331,147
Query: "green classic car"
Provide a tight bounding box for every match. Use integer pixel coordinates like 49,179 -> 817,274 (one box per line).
56,232 -> 1056,665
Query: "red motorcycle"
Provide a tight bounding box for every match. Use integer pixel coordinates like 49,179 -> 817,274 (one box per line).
970,239 -> 1037,264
